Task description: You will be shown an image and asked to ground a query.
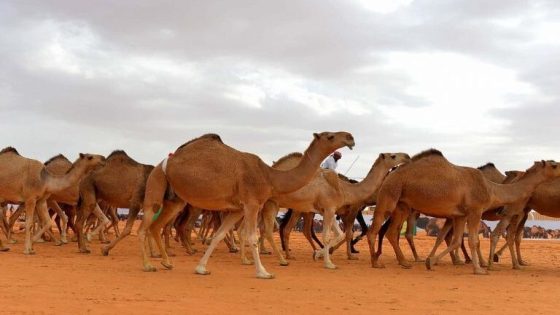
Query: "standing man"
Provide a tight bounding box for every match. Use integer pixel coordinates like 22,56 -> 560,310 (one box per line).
321,151 -> 342,172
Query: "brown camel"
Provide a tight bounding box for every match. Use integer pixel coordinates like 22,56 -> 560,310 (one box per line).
0,147 -> 105,254
76,150 -> 154,254
489,171 -> 560,269
247,152 -> 410,269
366,149 -> 560,275
423,162 -> 509,265
137,131 -> 355,279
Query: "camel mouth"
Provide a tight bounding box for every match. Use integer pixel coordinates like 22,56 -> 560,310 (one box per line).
346,143 -> 355,150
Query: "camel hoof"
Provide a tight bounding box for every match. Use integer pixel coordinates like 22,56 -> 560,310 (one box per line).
324,262 -> 337,270
348,255 -> 359,260
195,265 -> 211,275
151,253 -> 162,258
35,238 -> 45,243
372,262 -> 385,269
279,260 -> 289,266
400,262 -> 413,269
256,272 -> 275,279
512,265 -> 522,270
425,257 -> 434,270
520,261 -> 530,266
101,247 -> 110,256
186,249 -> 197,255
55,241 -> 63,246
161,261 -> 173,270
313,250 -> 324,261
61,239 -> 68,245
79,248 -> 91,254
480,261 -> 489,268
474,268 -> 489,275
241,259 -> 254,265
229,248 -> 239,253
23,249 -> 36,255
0,247 -> 10,252
143,265 -> 157,272
9,239 -> 17,244
464,259 -> 472,264
493,254 -> 500,263
453,260 -> 465,266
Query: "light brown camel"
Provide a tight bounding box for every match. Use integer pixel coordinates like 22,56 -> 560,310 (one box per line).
76,150 -> 154,254
0,147 -> 105,254
260,153 -> 410,267
270,153 -> 410,269
366,149 -> 560,275
489,171 -> 560,269
137,132 -> 355,279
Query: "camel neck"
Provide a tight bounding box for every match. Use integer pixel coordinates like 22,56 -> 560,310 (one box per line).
45,161 -> 89,194
340,158 -> 388,206
488,171 -> 546,208
268,140 -> 329,195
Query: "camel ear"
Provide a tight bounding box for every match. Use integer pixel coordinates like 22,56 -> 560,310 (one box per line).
542,160 -> 546,167
313,133 -> 320,140
379,153 -> 385,160
79,153 -> 85,159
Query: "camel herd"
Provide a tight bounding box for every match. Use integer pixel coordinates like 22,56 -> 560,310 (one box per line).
1,131 -> 560,279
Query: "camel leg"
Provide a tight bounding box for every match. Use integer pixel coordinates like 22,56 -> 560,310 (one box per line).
262,201 -> 288,266
426,218 -> 453,260
341,213 -> 358,260
281,210 -> 300,259
506,215 -> 524,270
100,206 -> 140,256
315,209 -> 337,269
243,205 -> 273,279
48,201 -> 68,244
147,201 -> 186,270
195,211 -> 245,276
426,217 -> 466,270
367,206 -> 392,268
87,204 -> 110,243
488,214 -> 513,270
303,212 -> 323,251
516,212 -> 529,266
351,210 -> 368,253
108,207 -> 120,237
32,200 -> 62,246
385,203 -> 412,268
23,199 -> 38,255
0,207 -> 9,251
405,212 -> 422,262
466,213 -> 487,275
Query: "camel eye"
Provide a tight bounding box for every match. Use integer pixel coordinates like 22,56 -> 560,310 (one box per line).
88,156 -> 93,160
391,155 -> 396,159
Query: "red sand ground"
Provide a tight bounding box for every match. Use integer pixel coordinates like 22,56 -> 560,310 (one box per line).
1,225 -> 560,315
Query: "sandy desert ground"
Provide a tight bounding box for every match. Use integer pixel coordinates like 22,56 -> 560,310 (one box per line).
1,224 -> 560,315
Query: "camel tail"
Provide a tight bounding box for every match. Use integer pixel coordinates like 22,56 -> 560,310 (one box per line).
143,163 -> 171,215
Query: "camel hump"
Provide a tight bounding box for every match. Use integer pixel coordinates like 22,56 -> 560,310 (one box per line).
107,150 -> 140,165
0,146 -> 19,155
477,162 -> 496,170
322,170 -> 340,190
272,152 -> 303,169
411,148 -> 444,161
177,133 -> 223,151
45,154 -> 70,165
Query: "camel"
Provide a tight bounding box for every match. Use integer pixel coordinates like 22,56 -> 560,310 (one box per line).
421,162 -> 509,265
76,150 -> 154,254
0,147 -> 105,254
366,149 -> 560,275
489,172 -> 560,269
137,131 -> 355,279
247,152 -> 410,269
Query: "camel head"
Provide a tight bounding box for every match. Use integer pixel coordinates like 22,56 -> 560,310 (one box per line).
312,132 -> 355,154
375,152 -> 411,172
524,160 -> 560,180
75,153 -> 106,171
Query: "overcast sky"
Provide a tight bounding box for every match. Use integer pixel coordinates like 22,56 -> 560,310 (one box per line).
1,0 -> 559,179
